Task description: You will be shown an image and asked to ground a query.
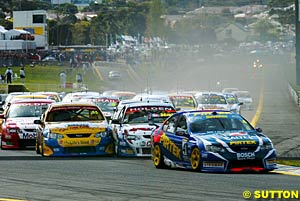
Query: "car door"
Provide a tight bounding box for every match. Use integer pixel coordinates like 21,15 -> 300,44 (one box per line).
162,114 -> 186,163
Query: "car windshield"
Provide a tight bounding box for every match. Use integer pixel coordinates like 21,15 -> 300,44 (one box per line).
95,101 -> 118,112
46,106 -> 105,122
124,106 -> 176,124
8,104 -> 49,118
198,94 -> 227,104
170,96 -> 196,107
188,114 -> 253,133
236,92 -> 251,98
224,94 -> 238,104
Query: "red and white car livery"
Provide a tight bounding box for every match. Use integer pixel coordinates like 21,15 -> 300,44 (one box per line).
111,102 -> 176,157
0,99 -> 55,149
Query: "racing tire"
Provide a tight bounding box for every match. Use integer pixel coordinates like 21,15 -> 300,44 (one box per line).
0,139 -> 6,150
35,142 -> 41,154
190,147 -> 201,171
41,142 -> 45,157
153,144 -> 166,169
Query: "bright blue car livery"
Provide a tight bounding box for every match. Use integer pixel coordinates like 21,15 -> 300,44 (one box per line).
151,110 -> 277,172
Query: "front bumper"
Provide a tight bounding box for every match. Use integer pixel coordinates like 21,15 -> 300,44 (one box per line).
43,137 -> 114,156
117,138 -> 152,157
200,149 -> 277,172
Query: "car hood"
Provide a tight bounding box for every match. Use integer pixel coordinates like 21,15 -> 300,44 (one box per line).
198,104 -> 230,110
46,121 -> 107,133
122,123 -> 157,136
193,130 -> 268,149
7,117 -> 39,129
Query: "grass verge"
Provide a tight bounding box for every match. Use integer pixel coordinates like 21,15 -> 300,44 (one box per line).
277,160 -> 300,167
0,64 -> 105,93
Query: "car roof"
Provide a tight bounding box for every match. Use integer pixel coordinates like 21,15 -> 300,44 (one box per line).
11,94 -> 49,100
124,101 -> 175,108
10,98 -> 55,104
80,95 -> 120,101
195,91 -> 225,96
49,102 -> 98,108
178,110 -> 232,116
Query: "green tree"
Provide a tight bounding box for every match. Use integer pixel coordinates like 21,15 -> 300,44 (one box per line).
55,3 -> 78,15
72,20 -> 90,45
251,18 -> 281,41
145,0 -> 166,37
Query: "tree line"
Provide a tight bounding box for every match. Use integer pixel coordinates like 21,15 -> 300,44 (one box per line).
0,0 -> 296,46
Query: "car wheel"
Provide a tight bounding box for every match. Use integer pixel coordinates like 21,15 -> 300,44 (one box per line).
35,141 -> 40,154
0,139 -> 6,150
41,142 -> 45,157
153,144 -> 166,169
190,147 -> 201,171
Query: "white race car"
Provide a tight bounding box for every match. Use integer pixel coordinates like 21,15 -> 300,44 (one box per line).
110,101 -> 176,157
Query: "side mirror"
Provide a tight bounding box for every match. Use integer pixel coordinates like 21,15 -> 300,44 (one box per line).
238,102 -> 243,106
0,113 -> 6,119
175,130 -> 188,137
34,119 -> 43,125
256,127 -> 263,133
111,119 -> 120,124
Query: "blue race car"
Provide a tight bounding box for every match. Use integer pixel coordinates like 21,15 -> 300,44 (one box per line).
151,110 -> 277,172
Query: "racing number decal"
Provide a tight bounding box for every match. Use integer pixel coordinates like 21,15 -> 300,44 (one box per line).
182,138 -> 188,156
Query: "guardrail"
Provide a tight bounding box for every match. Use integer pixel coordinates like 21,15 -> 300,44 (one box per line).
288,82 -> 300,107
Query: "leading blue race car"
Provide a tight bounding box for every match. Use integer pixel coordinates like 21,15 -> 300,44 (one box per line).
151,110 -> 277,172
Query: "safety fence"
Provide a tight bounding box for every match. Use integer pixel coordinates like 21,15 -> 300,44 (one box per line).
288,83 -> 300,107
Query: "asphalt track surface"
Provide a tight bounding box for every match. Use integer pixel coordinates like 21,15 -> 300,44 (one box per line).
0,53 -> 300,201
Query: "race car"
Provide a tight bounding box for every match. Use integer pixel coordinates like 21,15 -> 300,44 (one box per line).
79,95 -> 120,122
168,93 -> 198,111
34,102 -> 114,156
110,101 -> 176,157
223,93 -> 243,114
0,99 -> 55,149
232,90 -> 253,110
195,92 -> 231,111
151,110 -> 277,172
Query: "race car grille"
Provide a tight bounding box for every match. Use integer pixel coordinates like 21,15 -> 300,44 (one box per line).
66,134 -> 91,138
19,139 -> 35,148
63,146 -> 96,154
230,145 -> 258,152
228,160 -> 263,169
142,148 -> 151,154
23,129 -> 36,133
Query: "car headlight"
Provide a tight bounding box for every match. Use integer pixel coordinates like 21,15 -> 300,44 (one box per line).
206,145 -> 225,153
261,142 -> 273,150
7,128 -> 19,134
126,135 -> 136,140
48,133 -> 64,139
95,132 -> 108,138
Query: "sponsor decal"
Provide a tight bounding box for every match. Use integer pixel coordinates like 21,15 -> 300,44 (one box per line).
22,133 -> 36,139
206,115 -> 227,119
170,96 -> 193,100
60,140 -> 90,146
50,106 -> 98,111
90,98 -> 119,103
237,152 -> 255,160
125,106 -> 175,114
203,161 -> 224,168
193,112 -> 230,116
160,134 -> 181,160
224,135 -> 256,141
230,132 -> 246,136
230,140 -> 256,145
